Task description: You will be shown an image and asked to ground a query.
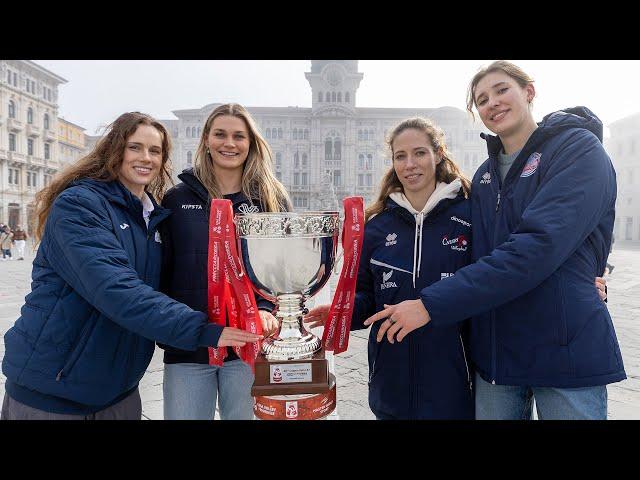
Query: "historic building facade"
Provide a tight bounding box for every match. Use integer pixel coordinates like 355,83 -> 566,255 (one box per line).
161,61 -> 488,211
58,117 -> 87,172
605,113 -> 640,242
0,60 -> 66,232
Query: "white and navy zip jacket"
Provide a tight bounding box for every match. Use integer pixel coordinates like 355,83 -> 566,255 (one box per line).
351,179 -> 474,419
420,107 -> 626,388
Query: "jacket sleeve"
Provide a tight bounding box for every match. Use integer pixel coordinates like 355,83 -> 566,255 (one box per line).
421,129 -> 616,327
350,228 -> 376,331
45,190 -> 223,350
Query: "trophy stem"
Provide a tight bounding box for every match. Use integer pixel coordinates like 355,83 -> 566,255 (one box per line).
261,294 -> 321,360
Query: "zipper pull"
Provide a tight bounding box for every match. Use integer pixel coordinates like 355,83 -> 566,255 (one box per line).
495,192 -> 501,212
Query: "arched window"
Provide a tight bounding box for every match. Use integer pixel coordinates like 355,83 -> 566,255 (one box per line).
302,153 -> 307,167
345,92 -> 350,103
294,152 -> 299,168
332,92 -> 336,102
27,107 -> 33,124
186,127 -> 191,137
358,154 -> 364,169
266,128 -> 271,139
325,92 -> 330,102
325,139 -> 333,160
275,152 -> 282,167
337,92 -> 342,102
187,151 -> 193,165
293,129 -> 298,140
334,139 -> 341,160
318,92 -> 323,102
197,127 -> 202,138
44,113 -> 49,130
278,128 -> 283,139
367,154 -> 373,169
304,129 -> 309,140
8,101 -> 15,119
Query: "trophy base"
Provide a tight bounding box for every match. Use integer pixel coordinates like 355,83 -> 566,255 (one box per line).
251,349 -> 329,396
253,373 -> 337,420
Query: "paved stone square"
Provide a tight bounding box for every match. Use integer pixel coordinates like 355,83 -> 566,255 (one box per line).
0,242 -> 638,419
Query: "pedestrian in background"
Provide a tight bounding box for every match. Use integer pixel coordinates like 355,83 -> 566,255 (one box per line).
0,226 -> 13,260
12,225 -> 27,260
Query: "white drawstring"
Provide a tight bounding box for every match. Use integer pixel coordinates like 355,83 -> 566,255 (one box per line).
417,212 -> 424,280
412,213 -> 419,288
412,212 -> 425,288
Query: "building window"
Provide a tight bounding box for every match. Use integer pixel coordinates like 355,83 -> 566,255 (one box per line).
301,172 -> 308,186
278,128 -> 283,139
332,92 -> 336,102
366,174 -> 372,186
47,89 -> 52,102
27,107 -> 33,124
13,72 -> 17,86
44,143 -> 50,160
334,139 -> 341,160
325,92 -> 330,102
9,134 -> 16,152
27,171 -> 37,188
28,139 -> 33,156
358,154 -> 364,169
275,171 -> 282,182
345,92 -> 350,103
44,114 -> 50,130
358,174 -> 364,187
302,153 -> 307,167
333,170 -> 341,187
187,151 -> 193,165
6,70 -> 10,84
9,168 -> 20,186
337,92 -> 342,102
294,152 -> 300,168
8,100 -> 16,119
304,129 -> 309,140
275,152 -> 282,167
318,92 -> 323,102
294,172 -> 300,185
186,127 -> 191,137
293,129 -> 298,140
325,139 -> 333,160
266,128 -> 271,139
366,154 -> 372,169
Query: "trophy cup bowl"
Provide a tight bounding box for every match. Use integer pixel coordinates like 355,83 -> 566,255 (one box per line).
235,211 -> 340,362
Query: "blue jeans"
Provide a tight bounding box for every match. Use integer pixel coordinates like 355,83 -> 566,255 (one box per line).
474,372 -> 607,420
163,360 -> 255,420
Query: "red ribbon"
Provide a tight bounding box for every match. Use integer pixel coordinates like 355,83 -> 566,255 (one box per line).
322,197 -> 365,354
207,199 -> 263,370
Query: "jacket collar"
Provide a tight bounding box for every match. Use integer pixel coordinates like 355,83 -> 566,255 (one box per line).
178,168 -> 260,209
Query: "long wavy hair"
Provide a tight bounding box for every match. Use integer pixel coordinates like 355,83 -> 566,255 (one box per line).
365,117 -> 471,222
34,112 -> 173,242
193,103 -> 290,211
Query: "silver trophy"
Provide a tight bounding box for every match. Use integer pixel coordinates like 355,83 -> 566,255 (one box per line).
235,212 -> 339,362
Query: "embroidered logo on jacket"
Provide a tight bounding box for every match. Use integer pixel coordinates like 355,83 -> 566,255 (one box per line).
442,234 -> 468,251
238,203 -> 259,214
521,152 -> 542,177
154,231 -> 162,243
385,233 -> 397,246
380,270 -> 398,290
480,172 -> 491,184
120,223 -> 129,230
450,216 -> 471,227
441,273 -> 455,280
181,204 -> 203,209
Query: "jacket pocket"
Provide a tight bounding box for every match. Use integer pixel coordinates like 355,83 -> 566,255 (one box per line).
55,314 -> 97,381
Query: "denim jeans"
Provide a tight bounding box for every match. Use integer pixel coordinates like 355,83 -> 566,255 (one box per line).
474,372 -> 607,420
163,360 -> 255,420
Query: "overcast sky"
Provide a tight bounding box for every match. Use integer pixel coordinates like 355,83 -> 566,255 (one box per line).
34,60 -> 640,137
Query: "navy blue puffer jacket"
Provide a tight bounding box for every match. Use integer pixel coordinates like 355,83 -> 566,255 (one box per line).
2,179 -> 222,414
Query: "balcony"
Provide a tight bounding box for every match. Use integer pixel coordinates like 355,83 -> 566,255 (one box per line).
27,155 -> 45,167
44,129 -> 56,142
7,151 -> 26,164
290,184 -> 310,192
26,124 -> 41,138
7,118 -> 24,132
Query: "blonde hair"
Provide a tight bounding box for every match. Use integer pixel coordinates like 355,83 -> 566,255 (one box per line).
34,112 -> 173,242
365,117 -> 470,222
466,60 -> 535,120
193,103 -> 290,212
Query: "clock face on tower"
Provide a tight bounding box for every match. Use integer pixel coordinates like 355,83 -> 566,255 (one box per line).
325,66 -> 342,87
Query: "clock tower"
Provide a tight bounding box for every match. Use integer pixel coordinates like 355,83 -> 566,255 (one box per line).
305,60 -> 363,113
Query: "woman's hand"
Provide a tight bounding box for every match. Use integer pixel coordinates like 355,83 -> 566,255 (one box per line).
363,299 -> 431,343
259,310 -> 279,337
303,304 -> 331,329
595,276 -> 607,302
217,327 -> 263,348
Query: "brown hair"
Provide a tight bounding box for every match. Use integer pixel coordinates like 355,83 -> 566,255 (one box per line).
34,112 -> 173,242
193,103 -> 291,212
466,60 -> 535,120
365,117 -> 471,222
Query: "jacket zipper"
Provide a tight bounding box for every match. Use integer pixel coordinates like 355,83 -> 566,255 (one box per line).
459,334 -> 471,391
